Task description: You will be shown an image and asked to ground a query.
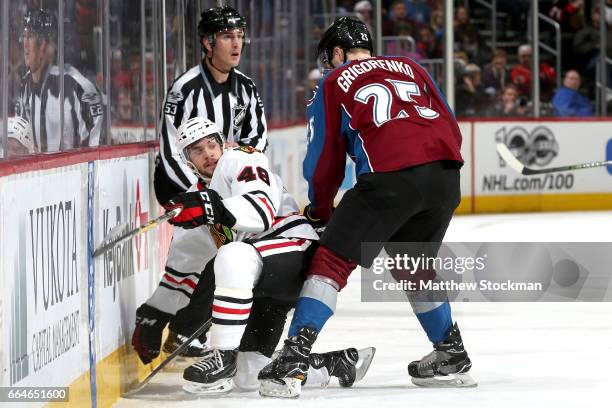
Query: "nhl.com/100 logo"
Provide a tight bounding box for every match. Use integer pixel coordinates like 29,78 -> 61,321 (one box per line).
495,126 -> 559,168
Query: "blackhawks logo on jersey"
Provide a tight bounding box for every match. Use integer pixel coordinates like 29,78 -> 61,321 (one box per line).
234,145 -> 259,154
209,223 -> 234,248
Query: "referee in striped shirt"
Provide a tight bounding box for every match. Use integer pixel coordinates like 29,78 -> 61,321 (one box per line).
16,9 -> 103,153
136,6 -> 269,360
154,6 -> 267,206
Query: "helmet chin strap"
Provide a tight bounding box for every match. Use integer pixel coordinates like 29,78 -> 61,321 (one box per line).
186,160 -> 206,182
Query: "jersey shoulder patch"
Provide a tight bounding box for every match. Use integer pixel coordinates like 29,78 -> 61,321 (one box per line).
233,145 -> 259,154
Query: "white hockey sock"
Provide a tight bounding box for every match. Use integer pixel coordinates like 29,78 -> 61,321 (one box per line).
234,351 -> 271,391
211,287 -> 253,350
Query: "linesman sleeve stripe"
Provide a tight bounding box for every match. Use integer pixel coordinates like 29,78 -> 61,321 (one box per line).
160,72 -> 201,189
161,120 -> 192,188
235,70 -> 267,151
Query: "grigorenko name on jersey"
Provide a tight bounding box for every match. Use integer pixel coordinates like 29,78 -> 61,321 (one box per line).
336,59 -> 416,92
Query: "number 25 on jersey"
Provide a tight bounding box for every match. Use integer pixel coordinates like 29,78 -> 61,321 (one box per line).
354,79 -> 439,126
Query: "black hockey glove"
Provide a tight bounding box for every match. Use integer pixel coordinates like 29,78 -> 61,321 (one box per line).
168,189 -> 236,229
131,303 -> 172,365
304,203 -> 328,234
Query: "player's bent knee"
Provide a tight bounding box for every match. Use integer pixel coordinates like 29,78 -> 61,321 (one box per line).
214,242 -> 262,289
307,245 -> 357,290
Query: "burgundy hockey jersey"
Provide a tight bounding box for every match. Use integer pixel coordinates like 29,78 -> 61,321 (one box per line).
303,56 -> 463,221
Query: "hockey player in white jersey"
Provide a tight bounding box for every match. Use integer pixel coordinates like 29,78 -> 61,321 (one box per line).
133,117 -> 375,394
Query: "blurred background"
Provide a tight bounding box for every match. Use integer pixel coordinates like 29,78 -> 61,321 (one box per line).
0,0 -> 610,157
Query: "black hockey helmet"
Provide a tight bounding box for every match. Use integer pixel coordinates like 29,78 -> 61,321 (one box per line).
317,17 -> 373,68
198,6 -> 247,41
22,9 -> 57,42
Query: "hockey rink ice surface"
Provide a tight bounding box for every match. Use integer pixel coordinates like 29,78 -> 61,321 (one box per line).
115,211 -> 612,407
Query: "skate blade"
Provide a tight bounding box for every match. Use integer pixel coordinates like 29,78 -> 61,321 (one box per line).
411,373 -> 478,388
182,378 -> 233,395
355,347 -> 376,383
259,378 -> 302,398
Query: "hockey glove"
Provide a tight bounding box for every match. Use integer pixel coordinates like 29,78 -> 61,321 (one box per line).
168,189 -> 236,229
304,203 -> 328,234
131,303 -> 172,365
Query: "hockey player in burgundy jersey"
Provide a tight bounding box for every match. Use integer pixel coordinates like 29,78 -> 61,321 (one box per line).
132,117 -> 375,395
259,17 -> 476,398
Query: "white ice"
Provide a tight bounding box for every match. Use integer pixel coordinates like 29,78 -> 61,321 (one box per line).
114,211 -> 612,408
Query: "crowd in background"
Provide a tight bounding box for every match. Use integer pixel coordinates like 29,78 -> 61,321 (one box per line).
2,0 -> 612,158
328,0 -> 612,118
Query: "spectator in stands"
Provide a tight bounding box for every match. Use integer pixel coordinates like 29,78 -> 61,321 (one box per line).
491,84 -> 530,117
510,44 -> 557,101
549,0 -> 587,71
335,0 -> 355,14
498,0 -> 528,31
552,70 -> 594,117
405,0 -> 433,26
354,1 -> 374,34
416,25 -> 441,59
455,63 -> 489,117
114,88 -> 137,124
549,0 -> 586,31
573,7 -> 602,70
430,9 -> 444,43
455,50 -> 470,65
383,0 -> 418,37
482,49 -> 510,97
454,6 -> 484,64
573,7 -> 612,89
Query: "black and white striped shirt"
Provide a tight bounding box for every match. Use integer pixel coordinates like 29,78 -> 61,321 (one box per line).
17,64 -> 104,152
159,61 -> 267,193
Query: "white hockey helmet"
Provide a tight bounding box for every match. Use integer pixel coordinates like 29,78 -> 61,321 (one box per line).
176,117 -> 224,169
8,117 -> 36,153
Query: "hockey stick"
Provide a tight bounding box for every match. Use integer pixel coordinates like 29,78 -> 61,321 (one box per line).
93,207 -> 181,258
496,143 -> 612,175
122,318 -> 212,397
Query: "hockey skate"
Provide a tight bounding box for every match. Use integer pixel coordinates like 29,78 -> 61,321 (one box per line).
182,349 -> 238,395
310,346 -> 377,388
162,330 -> 210,370
408,323 -> 477,388
258,327 -> 318,398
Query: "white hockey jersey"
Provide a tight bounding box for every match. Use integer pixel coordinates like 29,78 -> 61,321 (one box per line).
148,147 -> 317,314
209,146 -> 318,242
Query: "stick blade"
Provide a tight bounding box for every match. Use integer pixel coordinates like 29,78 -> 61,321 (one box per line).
496,142 -> 526,174
121,318 -> 212,397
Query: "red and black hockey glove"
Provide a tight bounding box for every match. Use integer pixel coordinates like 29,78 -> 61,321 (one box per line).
168,189 -> 236,229
131,303 -> 172,365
